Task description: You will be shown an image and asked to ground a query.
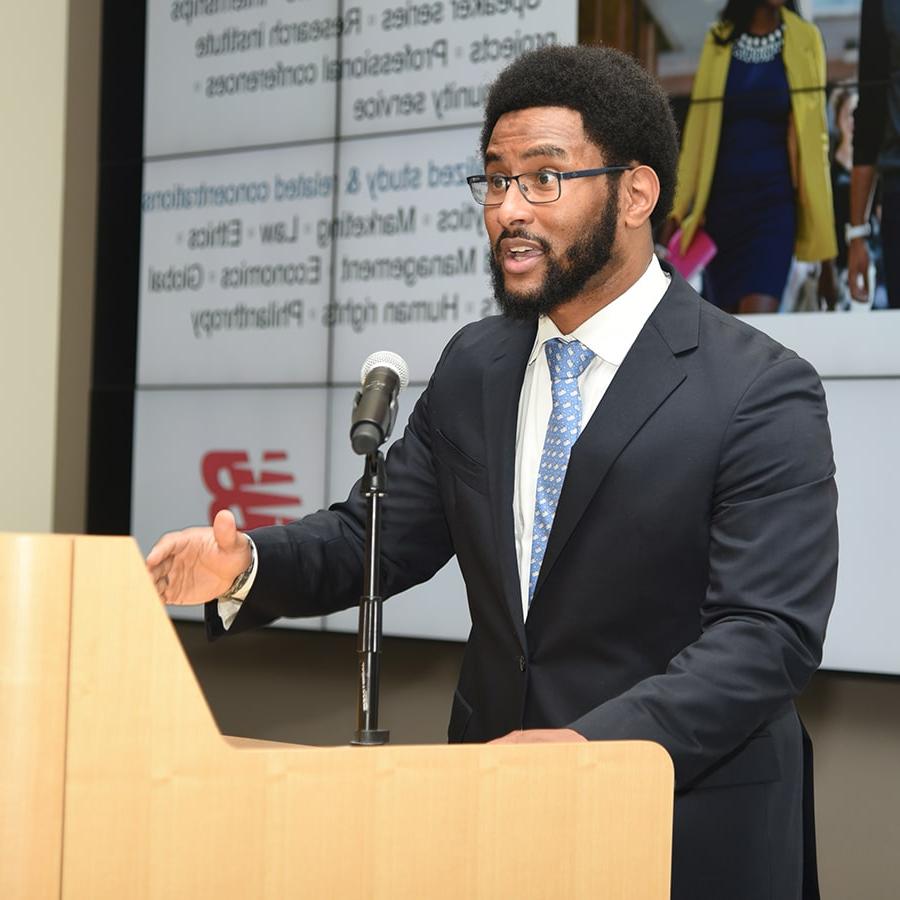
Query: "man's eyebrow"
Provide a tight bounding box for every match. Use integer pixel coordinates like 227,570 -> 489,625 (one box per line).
522,144 -> 568,161
483,144 -> 569,166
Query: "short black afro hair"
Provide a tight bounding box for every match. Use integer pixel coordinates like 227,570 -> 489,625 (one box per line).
480,44 -> 678,228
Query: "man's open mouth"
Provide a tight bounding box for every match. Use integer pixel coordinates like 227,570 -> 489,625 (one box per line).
498,237 -> 547,274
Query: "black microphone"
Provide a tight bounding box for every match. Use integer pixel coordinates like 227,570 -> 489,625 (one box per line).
350,351 -> 410,455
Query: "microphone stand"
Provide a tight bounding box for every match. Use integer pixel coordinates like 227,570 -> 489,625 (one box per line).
350,449 -> 389,745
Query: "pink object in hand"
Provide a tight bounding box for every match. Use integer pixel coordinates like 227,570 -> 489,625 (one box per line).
666,228 -> 717,280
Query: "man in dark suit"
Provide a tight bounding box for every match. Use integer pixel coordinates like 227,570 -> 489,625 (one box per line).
148,46 -> 837,899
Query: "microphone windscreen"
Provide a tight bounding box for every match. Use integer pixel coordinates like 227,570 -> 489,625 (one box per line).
360,351 -> 410,390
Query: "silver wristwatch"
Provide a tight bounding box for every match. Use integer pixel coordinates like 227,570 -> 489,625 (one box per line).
222,535 -> 255,600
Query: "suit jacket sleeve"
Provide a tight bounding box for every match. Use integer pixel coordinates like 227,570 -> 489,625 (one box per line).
569,355 -> 838,789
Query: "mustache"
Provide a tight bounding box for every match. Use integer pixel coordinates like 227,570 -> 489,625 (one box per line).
493,229 -> 553,257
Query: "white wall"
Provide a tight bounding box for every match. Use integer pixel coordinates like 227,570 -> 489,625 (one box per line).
0,3 -> 68,532
0,0 -> 99,533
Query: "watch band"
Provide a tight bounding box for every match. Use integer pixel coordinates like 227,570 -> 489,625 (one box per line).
222,535 -> 255,600
845,222 -> 872,242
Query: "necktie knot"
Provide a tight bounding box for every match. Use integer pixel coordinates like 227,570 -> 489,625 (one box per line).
545,338 -> 595,383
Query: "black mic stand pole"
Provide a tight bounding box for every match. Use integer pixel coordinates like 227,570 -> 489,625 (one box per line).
350,449 -> 389,745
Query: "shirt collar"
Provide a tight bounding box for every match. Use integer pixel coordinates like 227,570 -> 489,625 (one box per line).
527,255 -> 670,368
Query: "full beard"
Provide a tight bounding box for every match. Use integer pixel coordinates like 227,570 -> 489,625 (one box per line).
489,184 -> 619,321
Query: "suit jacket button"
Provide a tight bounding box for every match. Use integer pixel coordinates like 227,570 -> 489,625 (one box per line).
518,655 -> 527,672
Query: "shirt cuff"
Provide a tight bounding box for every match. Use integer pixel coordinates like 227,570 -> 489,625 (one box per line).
216,536 -> 258,631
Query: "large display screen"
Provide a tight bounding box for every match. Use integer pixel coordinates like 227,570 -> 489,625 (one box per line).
112,0 -> 900,674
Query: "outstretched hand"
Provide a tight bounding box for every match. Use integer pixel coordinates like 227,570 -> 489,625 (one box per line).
146,509 -> 251,606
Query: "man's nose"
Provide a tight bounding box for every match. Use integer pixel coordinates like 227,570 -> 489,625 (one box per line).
496,181 -> 535,230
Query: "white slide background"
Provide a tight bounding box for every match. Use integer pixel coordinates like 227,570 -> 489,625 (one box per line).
819,378 -> 900,674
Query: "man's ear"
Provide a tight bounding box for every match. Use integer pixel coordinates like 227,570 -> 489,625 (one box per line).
620,165 -> 660,230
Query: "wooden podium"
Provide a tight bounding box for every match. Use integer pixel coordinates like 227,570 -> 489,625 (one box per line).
0,534 -> 673,899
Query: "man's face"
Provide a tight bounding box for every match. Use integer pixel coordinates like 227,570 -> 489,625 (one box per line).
483,106 -> 620,320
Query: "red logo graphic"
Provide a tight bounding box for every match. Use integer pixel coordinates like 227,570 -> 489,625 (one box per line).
202,451 -> 302,529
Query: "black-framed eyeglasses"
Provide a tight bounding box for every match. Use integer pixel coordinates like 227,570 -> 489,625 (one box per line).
466,166 -> 633,206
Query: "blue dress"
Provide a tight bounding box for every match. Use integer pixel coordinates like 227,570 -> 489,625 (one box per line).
703,50 -> 796,312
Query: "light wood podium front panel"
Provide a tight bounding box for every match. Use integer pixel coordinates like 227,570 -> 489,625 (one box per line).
0,534 -> 72,900
2,534 -> 674,899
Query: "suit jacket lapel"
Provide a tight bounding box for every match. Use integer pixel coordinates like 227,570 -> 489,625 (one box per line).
531,276 -> 700,602
483,319 -> 536,650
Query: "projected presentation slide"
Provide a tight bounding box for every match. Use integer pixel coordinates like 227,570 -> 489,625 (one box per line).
144,0 -> 340,154
137,143 -> 337,385
145,0 -> 572,155
819,378 -> 900,676
132,387 -> 328,541
337,0 -> 569,137
330,127 -> 493,382
132,386 -> 329,628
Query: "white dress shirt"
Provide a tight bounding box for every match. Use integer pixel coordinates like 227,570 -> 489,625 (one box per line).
513,255 -> 670,618
219,255 -> 670,629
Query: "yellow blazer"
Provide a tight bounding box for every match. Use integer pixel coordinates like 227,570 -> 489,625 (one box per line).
672,8 -> 837,261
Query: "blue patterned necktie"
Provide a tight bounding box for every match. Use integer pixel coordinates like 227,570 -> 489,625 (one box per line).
528,338 -> 595,606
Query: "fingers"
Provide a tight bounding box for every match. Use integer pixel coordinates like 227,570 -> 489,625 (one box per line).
146,531 -> 179,569
157,576 -> 182,606
146,533 -> 183,603
212,508 -> 239,551
489,730 -> 525,744
146,536 -> 172,601
157,574 -> 187,606
489,729 -> 588,744
149,554 -> 176,602
146,533 -> 188,602
147,554 -> 172,584
156,567 -> 187,605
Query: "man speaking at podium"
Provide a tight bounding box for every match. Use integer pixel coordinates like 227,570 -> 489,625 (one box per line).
148,46 -> 838,900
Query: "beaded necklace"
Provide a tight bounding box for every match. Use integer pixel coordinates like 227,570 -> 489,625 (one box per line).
732,24 -> 784,64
